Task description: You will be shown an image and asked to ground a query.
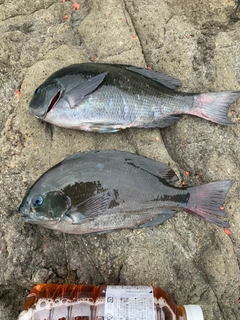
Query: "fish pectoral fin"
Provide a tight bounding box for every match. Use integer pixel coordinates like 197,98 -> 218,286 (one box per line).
63,72 -> 108,109
132,210 -> 176,229
124,66 -> 182,89
66,189 -> 114,224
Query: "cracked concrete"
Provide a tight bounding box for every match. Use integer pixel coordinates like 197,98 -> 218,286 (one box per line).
0,0 -> 240,319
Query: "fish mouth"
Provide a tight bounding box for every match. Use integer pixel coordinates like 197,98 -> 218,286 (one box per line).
18,209 -> 32,221
21,216 -> 34,222
18,205 -> 34,221
19,212 -> 48,224
19,212 -> 35,222
46,90 -> 61,114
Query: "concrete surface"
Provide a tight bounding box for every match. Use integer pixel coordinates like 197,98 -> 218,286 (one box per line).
0,0 -> 239,319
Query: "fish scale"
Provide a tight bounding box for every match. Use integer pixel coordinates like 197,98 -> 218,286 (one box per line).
28,63 -> 240,132
18,150 -> 233,234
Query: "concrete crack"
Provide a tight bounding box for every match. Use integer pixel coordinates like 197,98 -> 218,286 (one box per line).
122,0 -> 147,67
0,2 -> 57,22
80,236 -> 106,282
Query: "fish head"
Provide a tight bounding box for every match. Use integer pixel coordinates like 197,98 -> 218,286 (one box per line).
18,190 -> 71,226
29,80 -> 63,119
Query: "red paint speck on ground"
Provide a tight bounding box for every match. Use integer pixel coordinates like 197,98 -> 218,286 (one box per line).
223,228 -> 231,235
64,15 -> 68,20
185,171 -> 189,176
219,206 -> 224,210
15,89 -> 20,99
73,3 -> 80,10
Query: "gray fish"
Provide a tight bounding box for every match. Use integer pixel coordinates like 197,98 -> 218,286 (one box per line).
18,150 -> 233,234
28,63 -> 240,132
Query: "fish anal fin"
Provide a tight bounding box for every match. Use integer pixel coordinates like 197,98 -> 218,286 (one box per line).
138,115 -> 182,128
66,189 -> 114,224
132,210 -> 176,229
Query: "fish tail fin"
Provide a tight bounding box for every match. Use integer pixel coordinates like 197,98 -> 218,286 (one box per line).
191,91 -> 240,125
185,180 -> 233,228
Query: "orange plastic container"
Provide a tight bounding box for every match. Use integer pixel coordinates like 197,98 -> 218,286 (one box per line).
18,284 -> 204,320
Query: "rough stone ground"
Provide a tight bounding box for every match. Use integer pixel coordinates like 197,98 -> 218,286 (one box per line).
0,0 -> 240,319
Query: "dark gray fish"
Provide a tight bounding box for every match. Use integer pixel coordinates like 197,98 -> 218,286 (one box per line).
29,63 -> 240,132
18,150 -> 233,234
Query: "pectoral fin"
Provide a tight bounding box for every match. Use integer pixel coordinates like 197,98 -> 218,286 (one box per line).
66,189 -> 114,224
63,72 -> 108,109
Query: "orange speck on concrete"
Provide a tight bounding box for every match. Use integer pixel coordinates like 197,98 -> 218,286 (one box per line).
73,3 -> 80,10
223,228 -> 231,235
15,88 -> 20,99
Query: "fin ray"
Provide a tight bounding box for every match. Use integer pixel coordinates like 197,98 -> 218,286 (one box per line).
66,189 -> 114,224
63,72 -> 108,109
192,91 -> 240,125
185,180 -> 233,228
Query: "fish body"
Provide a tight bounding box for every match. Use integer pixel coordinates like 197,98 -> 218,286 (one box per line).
29,63 -> 240,132
18,150 -> 232,234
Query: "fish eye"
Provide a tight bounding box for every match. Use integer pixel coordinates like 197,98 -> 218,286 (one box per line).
34,87 -> 40,95
31,195 -> 43,207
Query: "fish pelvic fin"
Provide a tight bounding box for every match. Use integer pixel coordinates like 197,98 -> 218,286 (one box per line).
185,180 -> 233,228
191,91 -> 240,125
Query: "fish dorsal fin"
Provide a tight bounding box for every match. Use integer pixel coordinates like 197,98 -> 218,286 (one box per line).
126,66 -> 181,89
63,72 -> 108,109
62,150 -> 178,183
65,189 -> 114,224
114,65 -> 181,89
62,150 -> 100,163
122,152 -> 178,182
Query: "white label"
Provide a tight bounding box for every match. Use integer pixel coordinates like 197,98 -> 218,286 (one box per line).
104,286 -> 154,320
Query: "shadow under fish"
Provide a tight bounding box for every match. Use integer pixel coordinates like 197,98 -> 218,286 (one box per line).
18,150 -> 233,234
28,63 -> 240,132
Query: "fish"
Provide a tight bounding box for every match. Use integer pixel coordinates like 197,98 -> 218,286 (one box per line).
28,63 -> 240,132
18,150 -> 233,234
